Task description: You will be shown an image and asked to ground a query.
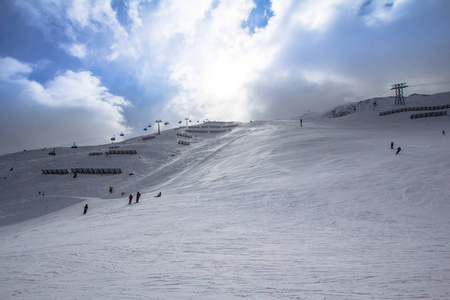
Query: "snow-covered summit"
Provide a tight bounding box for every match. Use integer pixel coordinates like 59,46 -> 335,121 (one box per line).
324,91 -> 450,118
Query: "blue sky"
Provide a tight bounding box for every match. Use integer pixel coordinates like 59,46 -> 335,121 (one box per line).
1,0 -> 449,154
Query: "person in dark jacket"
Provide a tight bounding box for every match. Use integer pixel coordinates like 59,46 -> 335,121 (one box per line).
136,191 -> 141,203
395,147 -> 401,155
129,194 -> 133,205
83,204 -> 88,215
390,141 -> 394,149
154,192 -> 162,198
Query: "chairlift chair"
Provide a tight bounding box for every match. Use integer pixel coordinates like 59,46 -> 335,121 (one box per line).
111,135 -> 116,141
120,132 -> 124,136
71,142 -> 78,149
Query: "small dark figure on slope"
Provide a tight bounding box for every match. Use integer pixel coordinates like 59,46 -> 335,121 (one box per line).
136,191 -> 141,203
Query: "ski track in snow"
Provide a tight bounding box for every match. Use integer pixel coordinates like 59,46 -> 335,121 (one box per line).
0,94 -> 450,299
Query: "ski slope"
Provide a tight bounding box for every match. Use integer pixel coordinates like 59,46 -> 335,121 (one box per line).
0,93 -> 449,299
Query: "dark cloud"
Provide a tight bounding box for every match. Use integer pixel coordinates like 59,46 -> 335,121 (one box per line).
358,0 -> 394,16
247,74 -> 354,119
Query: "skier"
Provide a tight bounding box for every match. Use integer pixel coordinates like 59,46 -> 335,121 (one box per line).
136,191 -> 141,203
395,147 -> 401,155
390,142 -> 394,149
83,204 -> 88,215
154,192 -> 162,198
443,130 -> 446,136
109,187 -> 113,194
300,119 -> 303,127
129,194 -> 133,205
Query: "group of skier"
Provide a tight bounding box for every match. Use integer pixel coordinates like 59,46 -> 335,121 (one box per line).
83,190 -> 162,215
391,129 -> 445,155
391,141 -> 401,155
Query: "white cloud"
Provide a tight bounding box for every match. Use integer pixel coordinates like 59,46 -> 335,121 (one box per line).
290,0 -> 347,31
61,43 -> 87,58
16,0 -> 135,61
127,0 -> 144,29
132,0 -> 278,120
0,56 -> 33,80
0,57 -> 131,154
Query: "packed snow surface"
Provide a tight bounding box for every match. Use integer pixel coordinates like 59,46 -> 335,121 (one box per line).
0,93 -> 449,299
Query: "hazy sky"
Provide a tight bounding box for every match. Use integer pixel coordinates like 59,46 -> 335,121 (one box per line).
1,0 -> 449,154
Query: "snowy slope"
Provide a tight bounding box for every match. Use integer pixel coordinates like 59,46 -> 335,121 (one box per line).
0,93 -> 449,299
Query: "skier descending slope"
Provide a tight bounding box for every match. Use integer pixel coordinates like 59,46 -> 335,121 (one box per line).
395,147 -> 402,155
136,192 -> 141,203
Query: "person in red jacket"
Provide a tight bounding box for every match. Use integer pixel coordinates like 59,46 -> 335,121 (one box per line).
128,194 -> 133,205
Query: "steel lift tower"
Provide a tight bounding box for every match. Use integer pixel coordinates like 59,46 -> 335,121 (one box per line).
391,83 -> 408,105
155,120 -> 162,135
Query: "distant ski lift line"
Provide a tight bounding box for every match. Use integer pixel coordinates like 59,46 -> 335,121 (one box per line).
408,80 -> 450,87
369,79 -> 450,101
